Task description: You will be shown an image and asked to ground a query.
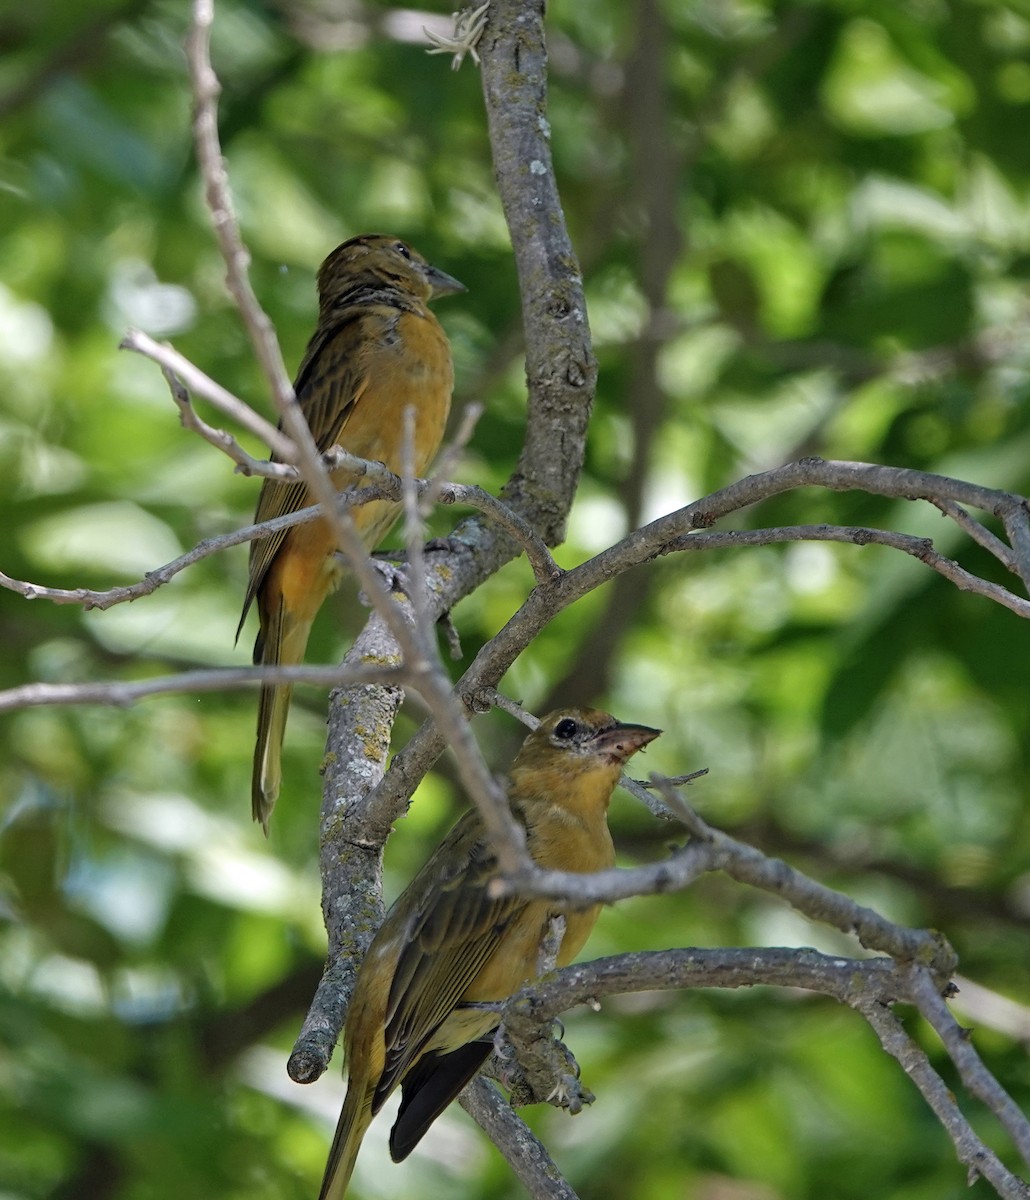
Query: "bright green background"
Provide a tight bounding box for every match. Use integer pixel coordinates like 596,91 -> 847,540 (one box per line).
3,1 -> 1030,1197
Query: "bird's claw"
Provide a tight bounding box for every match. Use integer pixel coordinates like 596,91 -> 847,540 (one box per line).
545,1074 -> 595,1114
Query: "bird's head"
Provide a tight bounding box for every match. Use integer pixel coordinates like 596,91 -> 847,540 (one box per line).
317,234 -> 465,307
509,707 -> 661,801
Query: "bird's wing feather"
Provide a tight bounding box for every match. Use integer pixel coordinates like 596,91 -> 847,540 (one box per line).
372,816 -> 525,1111
239,313 -> 372,622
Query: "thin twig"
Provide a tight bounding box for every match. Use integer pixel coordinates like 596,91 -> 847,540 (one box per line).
160,363 -> 297,478
187,0 -> 544,872
441,483 -> 562,583
858,998 -> 1030,1199
419,402 -> 483,518
666,525 -> 1030,618
185,1 -> 294,411
496,950 -> 1030,1197
0,662 -> 405,713
622,767 -> 709,820
367,457 -> 1030,832
121,326 -> 294,460
479,0 -> 597,542
474,688 -> 540,728
932,497 -> 1019,572
906,967 -> 1030,1173
400,404 -> 433,650
0,490 -> 384,613
296,0 -> 603,1078
649,776 -> 957,972
11,461 -> 1027,625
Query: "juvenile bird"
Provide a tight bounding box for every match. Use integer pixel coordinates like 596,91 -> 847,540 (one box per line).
237,234 -> 463,832
318,707 -> 661,1200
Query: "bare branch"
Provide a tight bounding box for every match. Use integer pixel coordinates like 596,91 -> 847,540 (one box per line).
160,360 -> 288,478
649,776 -> 957,971
459,1077 -> 582,1200
437,777 -> 955,988
424,401 -> 483,502
185,1 -> 294,411
186,0 -> 432,689
120,326 -> 294,460
474,688 -> 540,729
906,967 -> 1030,1173
620,765 -> 709,821
0,661 -> 404,714
665,525 -> 1030,618
506,947 -> 900,1019
440,484 -> 562,583
400,405 -> 433,649
10,467 -> 1028,621
0,491 -> 376,614
479,0 -> 597,543
496,948 -> 1030,1200
858,998 -> 1030,1200
931,498 -> 1020,572
365,457 -> 1030,832
81,16 -> 1027,1199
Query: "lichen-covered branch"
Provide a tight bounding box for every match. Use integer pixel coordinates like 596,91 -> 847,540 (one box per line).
479,0 -> 596,543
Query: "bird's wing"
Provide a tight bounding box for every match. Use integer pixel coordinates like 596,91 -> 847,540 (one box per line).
372,815 -> 525,1112
239,314 -> 373,624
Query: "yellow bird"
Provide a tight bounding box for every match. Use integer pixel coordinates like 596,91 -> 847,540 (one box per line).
318,707 -> 661,1199
237,234 -> 463,832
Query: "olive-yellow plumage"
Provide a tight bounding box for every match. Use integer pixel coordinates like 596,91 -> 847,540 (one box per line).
237,234 -> 463,832
318,707 -> 661,1199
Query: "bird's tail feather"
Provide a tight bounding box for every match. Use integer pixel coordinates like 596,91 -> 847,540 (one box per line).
319,1083 -> 373,1200
251,602 -> 312,833
252,680 -> 291,834
389,1038 -> 494,1162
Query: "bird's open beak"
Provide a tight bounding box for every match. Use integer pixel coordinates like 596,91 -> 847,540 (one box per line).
593,722 -> 661,764
425,264 -> 466,297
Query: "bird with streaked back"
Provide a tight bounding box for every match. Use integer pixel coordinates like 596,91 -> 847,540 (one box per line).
317,707 -> 661,1200
237,234 -> 464,833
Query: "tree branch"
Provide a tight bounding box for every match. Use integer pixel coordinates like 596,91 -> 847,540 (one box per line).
0,662 -> 405,714
185,1 -> 294,413
495,949 -> 1030,1200
460,1077 -> 582,1200
6,457 -> 1026,718
858,998 -> 1030,1200
120,326 -> 294,462
15,7 -> 1024,1197
479,0 -> 597,543
368,457 -> 1030,834
906,967 -> 1030,1173
666,525 -> 1030,617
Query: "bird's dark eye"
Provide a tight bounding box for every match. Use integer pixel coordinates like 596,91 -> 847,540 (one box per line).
393,241 -> 412,259
554,718 -> 579,740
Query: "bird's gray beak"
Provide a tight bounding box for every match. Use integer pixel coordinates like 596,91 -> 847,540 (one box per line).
425,264 -> 466,297
594,722 -> 661,764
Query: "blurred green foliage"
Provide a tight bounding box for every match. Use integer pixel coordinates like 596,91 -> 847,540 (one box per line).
2,0 -> 1030,1196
